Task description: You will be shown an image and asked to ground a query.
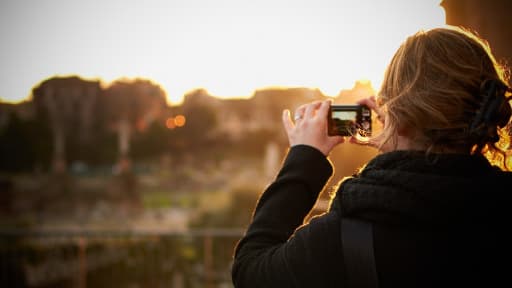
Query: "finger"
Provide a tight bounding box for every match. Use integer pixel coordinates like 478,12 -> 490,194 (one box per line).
317,100 -> 331,119
282,109 -> 294,133
357,96 -> 378,110
304,101 -> 322,119
294,105 -> 306,120
357,96 -> 385,123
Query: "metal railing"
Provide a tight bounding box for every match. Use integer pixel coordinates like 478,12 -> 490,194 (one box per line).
0,228 -> 245,288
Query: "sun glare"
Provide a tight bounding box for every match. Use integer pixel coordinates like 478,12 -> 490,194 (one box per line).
156,1 -> 446,103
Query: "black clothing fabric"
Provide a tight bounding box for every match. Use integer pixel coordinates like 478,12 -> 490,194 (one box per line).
232,145 -> 510,287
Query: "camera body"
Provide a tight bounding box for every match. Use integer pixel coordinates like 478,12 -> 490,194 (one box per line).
327,104 -> 372,137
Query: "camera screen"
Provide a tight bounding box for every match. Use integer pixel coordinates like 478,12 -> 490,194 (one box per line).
328,104 -> 371,137
332,111 -> 357,121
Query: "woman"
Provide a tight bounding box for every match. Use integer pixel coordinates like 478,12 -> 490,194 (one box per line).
231,26 -> 511,287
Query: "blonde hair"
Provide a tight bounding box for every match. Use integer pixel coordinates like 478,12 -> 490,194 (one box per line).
378,26 -> 512,171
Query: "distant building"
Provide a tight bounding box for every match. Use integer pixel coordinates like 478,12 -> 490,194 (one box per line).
3,75 -> 376,172
334,80 -> 376,103
32,76 -> 102,172
180,86 -> 353,140
180,83 -> 375,140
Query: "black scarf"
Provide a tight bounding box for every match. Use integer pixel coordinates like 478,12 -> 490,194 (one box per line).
332,150 -> 503,225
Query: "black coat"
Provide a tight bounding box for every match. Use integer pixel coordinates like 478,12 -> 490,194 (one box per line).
232,145 -> 510,287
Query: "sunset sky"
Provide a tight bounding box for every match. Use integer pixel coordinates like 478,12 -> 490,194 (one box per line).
0,0 -> 445,104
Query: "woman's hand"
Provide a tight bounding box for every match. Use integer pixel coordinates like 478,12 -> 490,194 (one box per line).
349,96 -> 386,148
357,96 -> 385,126
282,100 -> 344,156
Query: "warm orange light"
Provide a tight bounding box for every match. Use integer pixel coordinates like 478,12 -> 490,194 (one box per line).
174,115 -> 186,127
506,154 -> 512,171
136,119 -> 147,132
166,117 -> 176,129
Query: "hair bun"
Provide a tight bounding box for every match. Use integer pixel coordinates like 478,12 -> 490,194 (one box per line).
468,79 -> 511,146
471,79 -> 511,130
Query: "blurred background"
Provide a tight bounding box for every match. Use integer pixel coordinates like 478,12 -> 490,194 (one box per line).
0,0 -> 510,287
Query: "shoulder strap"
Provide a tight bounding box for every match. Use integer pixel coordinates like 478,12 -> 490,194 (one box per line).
341,218 -> 379,288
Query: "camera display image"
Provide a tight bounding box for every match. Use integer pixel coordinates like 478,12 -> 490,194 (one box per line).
328,105 -> 372,137
332,111 -> 357,135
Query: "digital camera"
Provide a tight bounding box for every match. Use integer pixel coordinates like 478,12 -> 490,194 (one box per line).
327,104 -> 372,137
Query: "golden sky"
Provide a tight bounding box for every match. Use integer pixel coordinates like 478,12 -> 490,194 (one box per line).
0,0 -> 445,104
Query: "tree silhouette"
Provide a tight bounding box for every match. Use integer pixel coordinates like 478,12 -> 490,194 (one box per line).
103,78 -> 167,171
